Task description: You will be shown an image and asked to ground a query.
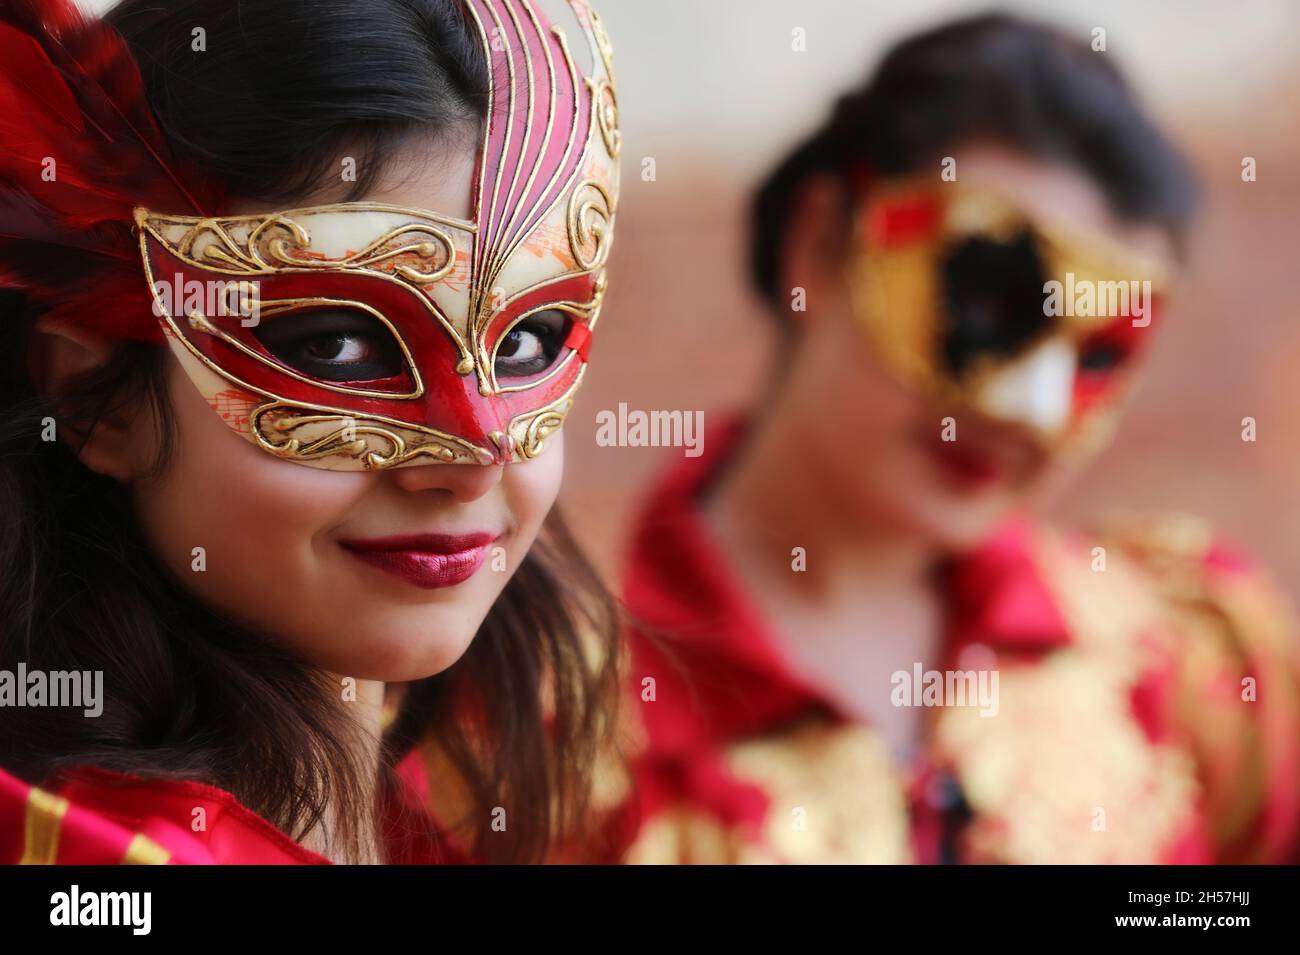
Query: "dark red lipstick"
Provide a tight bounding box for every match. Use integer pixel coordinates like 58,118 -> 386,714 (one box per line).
924,437 -> 1006,491
339,532 -> 497,589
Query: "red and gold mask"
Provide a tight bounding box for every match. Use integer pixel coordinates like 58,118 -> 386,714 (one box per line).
847,179 -> 1169,445
135,0 -> 619,470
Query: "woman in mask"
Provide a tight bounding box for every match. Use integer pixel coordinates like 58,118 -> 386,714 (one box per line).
0,0 -> 622,865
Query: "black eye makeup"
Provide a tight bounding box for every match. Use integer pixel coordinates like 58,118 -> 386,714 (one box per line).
1077,321 -> 1140,376
253,308 -> 406,383
1077,343 -> 1126,373
494,309 -> 570,379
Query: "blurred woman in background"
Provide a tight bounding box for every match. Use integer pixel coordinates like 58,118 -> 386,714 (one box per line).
610,13 -> 1300,864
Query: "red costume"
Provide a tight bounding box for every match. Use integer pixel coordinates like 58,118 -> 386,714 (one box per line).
609,418 -> 1300,863
0,739 -> 471,864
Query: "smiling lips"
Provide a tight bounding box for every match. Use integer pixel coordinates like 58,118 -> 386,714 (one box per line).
924,435 -> 1008,490
339,532 -> 498,589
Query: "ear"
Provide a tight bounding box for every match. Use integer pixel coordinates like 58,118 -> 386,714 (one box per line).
28,317 -> 139,483
780,174 -> 854,321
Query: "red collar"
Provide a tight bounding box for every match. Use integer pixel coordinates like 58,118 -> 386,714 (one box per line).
49,766 -> 330,865
33,745 -> 465,865
943,515 -> 1073,655
623,414 -> 1072,751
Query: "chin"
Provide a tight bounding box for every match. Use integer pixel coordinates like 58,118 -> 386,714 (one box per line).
882,486 -> 1021,555
298,616 -> 479,683
927,514 -> 1007,554
895,447 -> 1041,551
377,627 -> 478,681
844,460 -> 1022,554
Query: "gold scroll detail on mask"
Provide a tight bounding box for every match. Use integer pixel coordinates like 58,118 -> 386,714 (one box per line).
139,206 -> 465,286
247,364 -> 583,469
586,8 -> 620,160
250,401 -> 493,469
567,180 -> 615,271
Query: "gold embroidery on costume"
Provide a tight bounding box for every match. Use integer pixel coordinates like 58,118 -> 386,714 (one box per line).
930,524 -> 1203,862
725,720 -> 913,864
932,654 -> 1199,863
1095,512 -> 1300,861
624,806 -> 778,865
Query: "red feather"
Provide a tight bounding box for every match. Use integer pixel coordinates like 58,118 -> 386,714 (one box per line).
0,0 -> 222,341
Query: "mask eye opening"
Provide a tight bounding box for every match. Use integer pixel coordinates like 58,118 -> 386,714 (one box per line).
251,303 -> 413,386
492,307 -> 576,382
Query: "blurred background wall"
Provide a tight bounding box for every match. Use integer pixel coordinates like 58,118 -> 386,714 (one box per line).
563,0 -> 1300,601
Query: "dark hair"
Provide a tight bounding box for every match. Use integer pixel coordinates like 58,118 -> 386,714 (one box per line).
109,0 -> 490,204
0,0 -> 621,865
750,12 -> 1200,320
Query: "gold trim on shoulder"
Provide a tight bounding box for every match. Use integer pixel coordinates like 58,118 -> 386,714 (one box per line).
122,833 -> 172,865
21,786 -> 69,865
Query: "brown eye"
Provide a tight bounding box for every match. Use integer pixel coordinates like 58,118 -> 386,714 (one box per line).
254,308 -> 405,382
304,335 -> 367,362
495,310 -> 568,378
498,328 -> 542,362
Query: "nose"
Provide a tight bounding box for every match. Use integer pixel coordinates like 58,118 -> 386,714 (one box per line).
386,461 -> 505,503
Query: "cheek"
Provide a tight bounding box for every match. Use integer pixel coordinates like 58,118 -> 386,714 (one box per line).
132,362 -> 370,621
804,309 -> 930,460
502,432 -> 564,555
128,358 -> 566,681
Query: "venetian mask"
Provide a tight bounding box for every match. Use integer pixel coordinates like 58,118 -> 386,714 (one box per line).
135,0 -> 620,469
847,179 -> 1169,444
